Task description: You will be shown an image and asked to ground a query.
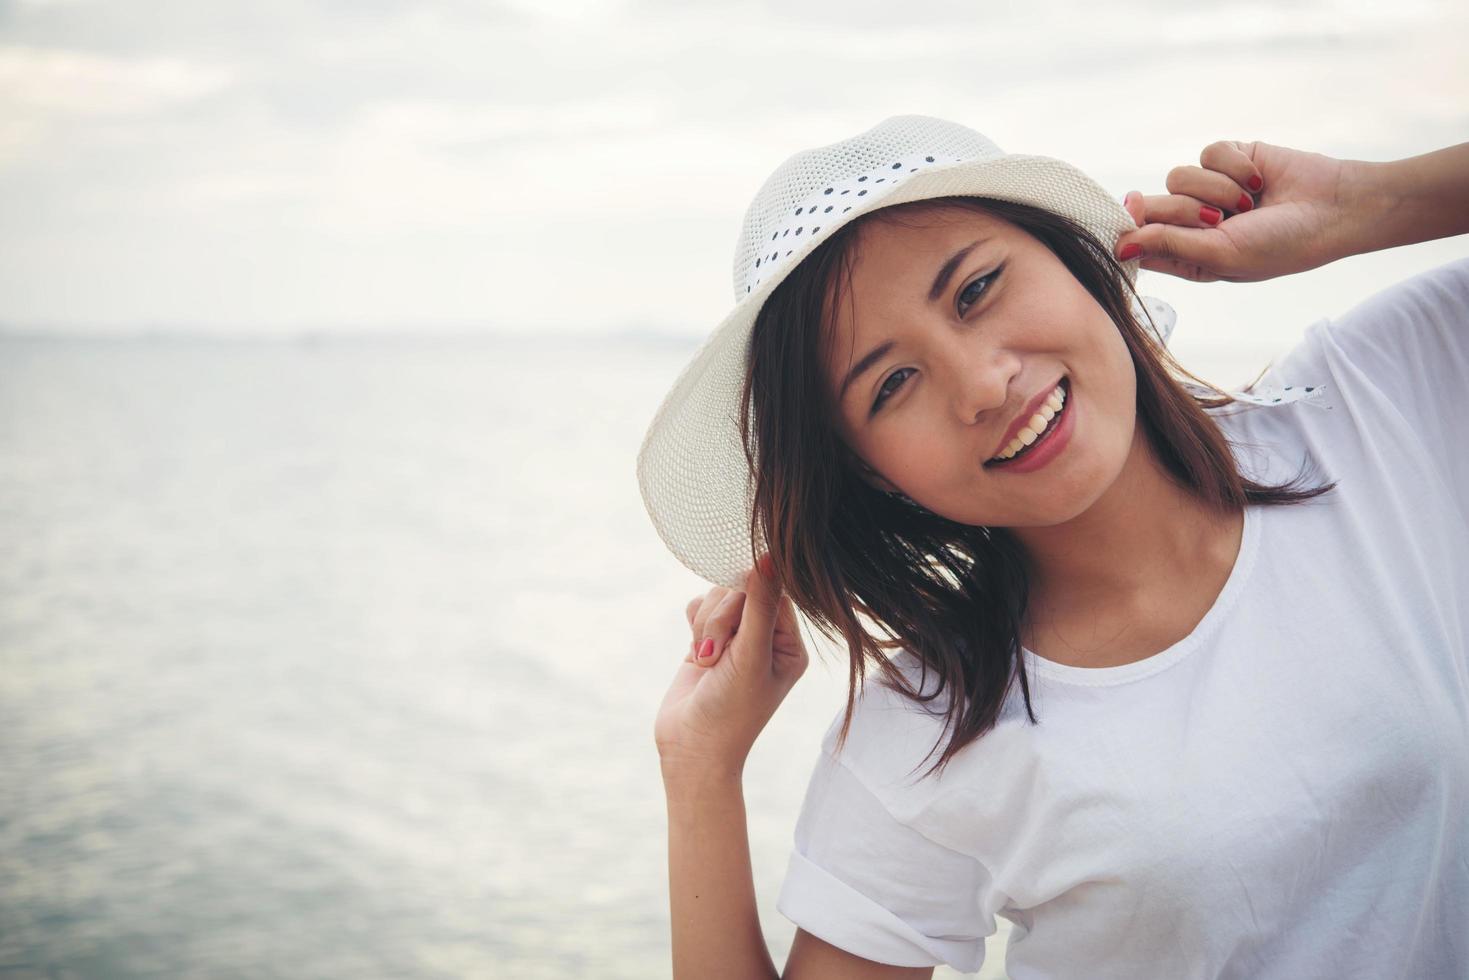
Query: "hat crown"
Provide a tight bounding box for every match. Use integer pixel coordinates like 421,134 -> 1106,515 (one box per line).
732,115 -> 1007,302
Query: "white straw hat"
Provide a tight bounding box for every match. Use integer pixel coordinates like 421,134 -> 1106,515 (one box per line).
635,113 -> 1326,588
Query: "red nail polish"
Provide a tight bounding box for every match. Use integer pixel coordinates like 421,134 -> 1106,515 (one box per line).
1236,193 -> 1253,212
1119,243 -> 1142,261
698,637 -> 715,659
1199,206 -> 1222,225
1247,175 -> 1263,192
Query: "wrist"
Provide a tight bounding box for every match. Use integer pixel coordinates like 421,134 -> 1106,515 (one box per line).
1334,145 -> 1469,259
661,755 -> 746,800
1331,158 -> 1393,263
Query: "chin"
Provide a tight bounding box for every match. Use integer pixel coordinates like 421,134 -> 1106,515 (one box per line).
957,484 -> 1096,529
1015,460 -> 1117,527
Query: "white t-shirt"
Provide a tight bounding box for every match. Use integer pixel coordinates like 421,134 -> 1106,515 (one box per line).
776,257 -> 1469,979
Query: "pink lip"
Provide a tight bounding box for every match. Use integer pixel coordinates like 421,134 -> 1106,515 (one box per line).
988,375 -> 1066,461
986,377 -> 1075,473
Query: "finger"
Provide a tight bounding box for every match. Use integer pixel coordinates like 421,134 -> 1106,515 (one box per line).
685,596 -> 702,629
690,586 -> 728,642
770,593 -> 803,660
775,639 -> 810,688
1201,139 -> 1265,196
1135,255 -> 1226,284
773,591 -> 800,637
1121,190 -> 1144,228
732,553 -> 784,669
1132,191 -> 1228,230
1115,223 -> 1237,280
1164,163 -> 1257,218
696,588 -> 747,666
771,596 -> 809,677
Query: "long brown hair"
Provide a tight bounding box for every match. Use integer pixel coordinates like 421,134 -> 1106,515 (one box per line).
739,195 -> 1336,781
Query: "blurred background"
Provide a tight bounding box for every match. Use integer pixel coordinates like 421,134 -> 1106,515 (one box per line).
1,1 -> 1465,977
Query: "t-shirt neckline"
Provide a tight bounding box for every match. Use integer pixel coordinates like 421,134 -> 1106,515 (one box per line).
1020,503 -> 1262,687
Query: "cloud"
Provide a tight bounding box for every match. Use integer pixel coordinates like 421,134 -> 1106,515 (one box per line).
0,45 -> 234,114
0,44 -> 235,164
0,0 -> 1463,332
347,95 -> 670,149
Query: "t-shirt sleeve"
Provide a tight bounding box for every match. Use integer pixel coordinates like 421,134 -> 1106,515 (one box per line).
775,742 -> 995,974
1266,256 -> 1469,508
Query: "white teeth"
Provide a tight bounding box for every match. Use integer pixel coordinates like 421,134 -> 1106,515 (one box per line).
991,382 -> 1068,462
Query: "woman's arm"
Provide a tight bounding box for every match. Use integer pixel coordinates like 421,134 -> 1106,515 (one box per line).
657,560 -> 936,980
663,768 -> 779,980
1336,143 -> 1469,259
657,557 -> 797,979
663,765 -> 938,980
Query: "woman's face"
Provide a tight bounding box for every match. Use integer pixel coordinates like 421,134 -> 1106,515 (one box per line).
823,203 -> 1140,528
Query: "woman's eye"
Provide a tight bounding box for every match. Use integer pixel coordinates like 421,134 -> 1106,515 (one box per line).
869,264 -> 1002,416
957,266 -> 1001,315
871,367 -> 914,413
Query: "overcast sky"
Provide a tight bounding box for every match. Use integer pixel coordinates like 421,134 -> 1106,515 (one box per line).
1,0 -> 1465,347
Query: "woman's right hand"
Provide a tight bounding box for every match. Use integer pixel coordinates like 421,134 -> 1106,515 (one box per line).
1115,139 -> 1354,283
654,553 -> 810,783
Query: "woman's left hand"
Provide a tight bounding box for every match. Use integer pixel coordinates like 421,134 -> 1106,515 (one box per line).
1115,140 -> 1353,284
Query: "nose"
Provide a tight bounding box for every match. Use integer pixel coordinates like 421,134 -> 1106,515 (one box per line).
949,340 -> 1020,425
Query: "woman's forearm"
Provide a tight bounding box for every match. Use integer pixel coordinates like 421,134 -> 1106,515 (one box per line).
1337,142 -> 1469,259
664,770 -> 781,980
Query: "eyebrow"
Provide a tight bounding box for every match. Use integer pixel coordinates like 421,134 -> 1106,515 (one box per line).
837,237 -> 990,402
928,238 -> 988,304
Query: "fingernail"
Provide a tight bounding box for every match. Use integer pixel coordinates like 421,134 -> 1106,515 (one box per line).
1119,243 -> 1142,261
1247,175 -> 1263,192
1199,205 -> 1222,225
1236,193 -> 1253,212
698,637 -> 715,659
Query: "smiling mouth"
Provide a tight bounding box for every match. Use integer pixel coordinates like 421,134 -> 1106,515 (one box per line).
985,376 -> 1071,468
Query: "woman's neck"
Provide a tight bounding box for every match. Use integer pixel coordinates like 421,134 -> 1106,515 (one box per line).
1012,421 -> 1242,620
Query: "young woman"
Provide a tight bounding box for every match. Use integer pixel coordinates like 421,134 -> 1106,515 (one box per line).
641,115 -> 1469,979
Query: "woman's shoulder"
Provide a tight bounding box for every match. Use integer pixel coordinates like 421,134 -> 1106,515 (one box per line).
816,646 -> 1041,813
820,650 -> 953,749
1272,256 -> 1469,382
1206,255 -> 1469,515
1331,254 -> 1469,322
815,651 -> 966,795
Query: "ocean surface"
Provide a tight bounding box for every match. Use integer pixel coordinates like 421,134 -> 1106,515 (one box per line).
0,334 -> 1279,979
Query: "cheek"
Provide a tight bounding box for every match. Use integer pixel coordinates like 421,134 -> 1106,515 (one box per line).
870,423 -> 954,488
1097,317 -> 1136,376
1073,355 -> 1140,483
1076,316 -> 1138,414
